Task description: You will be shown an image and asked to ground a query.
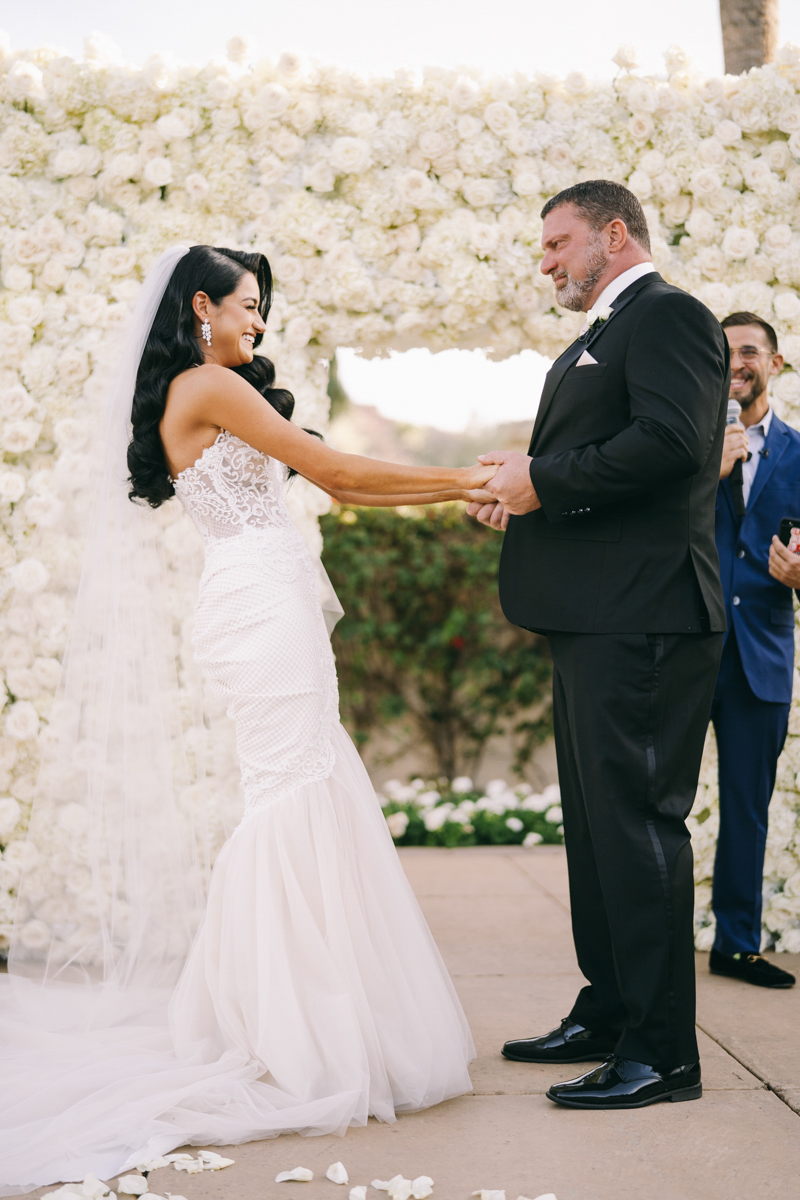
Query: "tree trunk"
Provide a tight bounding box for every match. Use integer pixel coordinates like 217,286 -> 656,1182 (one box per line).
719,0 -> 779,74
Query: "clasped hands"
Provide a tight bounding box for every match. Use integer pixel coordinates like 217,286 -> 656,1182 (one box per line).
463,451 -> 541,531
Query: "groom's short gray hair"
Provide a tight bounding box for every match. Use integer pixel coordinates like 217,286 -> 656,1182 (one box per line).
541,180 -> 651,253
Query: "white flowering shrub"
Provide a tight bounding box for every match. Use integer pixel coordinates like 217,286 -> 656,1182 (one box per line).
1,34 -> 800,951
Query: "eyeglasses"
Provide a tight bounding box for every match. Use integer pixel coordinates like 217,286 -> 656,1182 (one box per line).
729,346 -> 773,364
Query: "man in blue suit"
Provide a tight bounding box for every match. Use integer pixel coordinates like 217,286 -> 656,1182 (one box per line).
713,311 -> 797,988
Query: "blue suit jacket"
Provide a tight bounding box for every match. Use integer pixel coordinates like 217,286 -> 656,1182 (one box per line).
716,411 -> 800,703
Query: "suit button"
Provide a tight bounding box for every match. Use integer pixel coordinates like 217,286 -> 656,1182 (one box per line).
732,595 -> 741,606
737,549 -> 745,559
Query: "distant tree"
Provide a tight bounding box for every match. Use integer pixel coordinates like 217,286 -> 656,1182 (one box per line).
321,505 -> 552,781
720,0 -> 779,74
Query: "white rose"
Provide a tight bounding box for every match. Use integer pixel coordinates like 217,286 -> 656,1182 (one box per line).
8,60 -> 45,101
5,701 -> 40,741
627,113 -> 655,143
397,169 -> 432,207
58,235 -> 85,269
64,269 -> 91,297
512,169 -> 541,197
685,208 -> 717,241
742,158 -> 773,189
68,176 -> 97,203
240,106 -> 269,133
6,667 -> 38,700
779,335 -> 800,367
184,173 -> 210,202
774,293 -> 800,324
0,324 -> 34,360
0,796 -> 21,841
53,418 -> 90,450
99,247 -> 136,277
457,114 -> 484,140
613,44 -> 639,70
695,78 -> 726,105
14,231 -> 49,266
0,385 -> 33,419
273,257 -> 304,285
698,139 -> 727,169
52,148 -> 85,178
2,420 -> 40,454
789,131 -> 800,161
277,50 -> 303,82
0,472 -> 26,502
690,168 -> 722,198
285,317 -> 313,349
627,81 -> 658,113
18,918 -> 50,950
57,348 -> 90,385
386,811 -> 409,839
257,82 -> 290,117
40,257 -> 69,290
698,245 -> 726,277
483,102 -> 518,138
564,71 -> 592,96
663,44 -> 690,72
699,282 -> 733,316
24,493 -> 63,528
626,169 -> 652,200
2,267 -> 32,292
0,540 -> 15,568
463,177 -> 497,207
12,558 -> 49,594
450,78 -> 479,111
143,157 -> 173,187
32,656 -> 61,690
76,295 -> 107,327
288,97 -> 319,136
653,171 -> 680,201
8,295 -> 43,327
142,52 -> 178,92
329,137 -> 372,176
715,120 -> 742,145
778,106 -> 800,135
304,161 -> 335,193
722,226 -> 758,261
764,224 -> 793,252
311,219 -> 340,252
546,142 -> 573,169
439,169 -> 464,191
767,141 -> 792,174
156,108 -> 197,140
211,107 -> 240,133
418,131 -> 450,160
514,284 -> 539,314
0,636 -> 32,670
226,34 -> 252,64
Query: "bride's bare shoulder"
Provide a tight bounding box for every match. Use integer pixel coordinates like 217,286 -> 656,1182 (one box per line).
169,363 -> 231,395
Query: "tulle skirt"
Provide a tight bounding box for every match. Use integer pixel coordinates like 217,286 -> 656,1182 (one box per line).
0,723 -> 475,1194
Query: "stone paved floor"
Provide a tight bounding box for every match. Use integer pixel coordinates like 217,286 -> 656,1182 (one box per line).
28,846 -> 800,1200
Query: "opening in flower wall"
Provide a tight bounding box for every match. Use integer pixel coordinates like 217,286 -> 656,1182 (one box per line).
0,37 -> 800,952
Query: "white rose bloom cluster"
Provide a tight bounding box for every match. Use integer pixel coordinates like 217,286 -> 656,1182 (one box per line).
1,39 -> 800,952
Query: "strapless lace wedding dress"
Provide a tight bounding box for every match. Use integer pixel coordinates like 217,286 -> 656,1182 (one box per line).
0,433 -> 474,1193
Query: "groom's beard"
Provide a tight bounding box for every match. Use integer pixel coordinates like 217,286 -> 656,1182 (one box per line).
553,234 -> 609,312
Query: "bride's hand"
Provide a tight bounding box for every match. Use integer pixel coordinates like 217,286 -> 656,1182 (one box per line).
458,462 -> 498,492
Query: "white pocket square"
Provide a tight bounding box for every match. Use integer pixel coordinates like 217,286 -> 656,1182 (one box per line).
576,350 -> 598,366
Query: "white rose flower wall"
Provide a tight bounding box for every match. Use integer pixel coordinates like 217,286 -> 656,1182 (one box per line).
1,35 -> 800,955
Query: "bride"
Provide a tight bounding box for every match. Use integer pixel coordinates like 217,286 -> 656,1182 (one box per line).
0,245 -> 496,1193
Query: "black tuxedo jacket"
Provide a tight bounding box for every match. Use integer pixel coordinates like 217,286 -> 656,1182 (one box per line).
499,272 -> 730,634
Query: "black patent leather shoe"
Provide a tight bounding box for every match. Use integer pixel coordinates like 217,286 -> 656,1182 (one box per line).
546,1055 -> 702,1109
502,1018 -> 617,1064
710,948 -> 796,988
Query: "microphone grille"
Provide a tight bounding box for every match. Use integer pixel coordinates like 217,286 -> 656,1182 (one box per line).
727,399 -> 742,424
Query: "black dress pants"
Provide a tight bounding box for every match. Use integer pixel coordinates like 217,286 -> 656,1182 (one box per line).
548,630 -> 723,1069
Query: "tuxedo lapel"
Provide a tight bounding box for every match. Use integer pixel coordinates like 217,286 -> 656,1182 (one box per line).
746,413 -> 790,513
528,339 -> 584,450
528,272 -> 664,454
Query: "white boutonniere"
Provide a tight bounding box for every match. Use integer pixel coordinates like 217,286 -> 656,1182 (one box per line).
586,304 -> 613,328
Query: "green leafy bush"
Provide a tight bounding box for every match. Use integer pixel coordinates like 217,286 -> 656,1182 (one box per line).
320,505 -> 552,780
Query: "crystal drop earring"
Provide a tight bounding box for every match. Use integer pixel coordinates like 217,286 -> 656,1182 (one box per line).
201,320 -> 212,345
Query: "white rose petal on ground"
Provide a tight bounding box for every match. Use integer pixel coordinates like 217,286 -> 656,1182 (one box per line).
349,1189 -> 368,1200
326,1163 -> 349,1184
411,1178 -> 434,1199
117,1178 -> 148,1196
197,1152 -> 234,1169
275,1168 -> 314,1182
472,1192 -> 506,1200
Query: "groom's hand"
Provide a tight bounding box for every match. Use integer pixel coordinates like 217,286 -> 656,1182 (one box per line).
466,500 -> 509,530
478,451 -> 542,515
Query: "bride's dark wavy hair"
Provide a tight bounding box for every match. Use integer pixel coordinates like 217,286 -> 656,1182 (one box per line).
128,245 -> 298,508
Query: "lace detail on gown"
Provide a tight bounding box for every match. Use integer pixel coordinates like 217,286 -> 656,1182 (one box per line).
174,431 -> 338,820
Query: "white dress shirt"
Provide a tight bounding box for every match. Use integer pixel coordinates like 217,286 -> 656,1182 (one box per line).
742,405 -> 773,506
591,261 -> 656,312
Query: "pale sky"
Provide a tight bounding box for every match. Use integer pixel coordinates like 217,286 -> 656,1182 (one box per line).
6,2 -> 800,431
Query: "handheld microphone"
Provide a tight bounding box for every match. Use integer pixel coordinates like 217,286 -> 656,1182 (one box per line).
726,399 -> 746,518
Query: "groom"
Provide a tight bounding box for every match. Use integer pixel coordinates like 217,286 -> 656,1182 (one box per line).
470,180 -> 730,1108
